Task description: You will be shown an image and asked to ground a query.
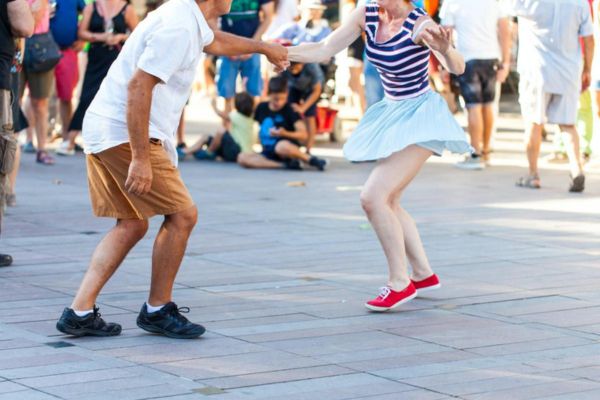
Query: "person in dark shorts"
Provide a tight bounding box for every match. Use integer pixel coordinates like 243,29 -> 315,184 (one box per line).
441,0 -> 511,169
237,76 -> 328,171
282,61 -> 323,153
181,92 -> 256,163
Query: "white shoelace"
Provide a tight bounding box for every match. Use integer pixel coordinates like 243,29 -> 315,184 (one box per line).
377,286 -> 392,300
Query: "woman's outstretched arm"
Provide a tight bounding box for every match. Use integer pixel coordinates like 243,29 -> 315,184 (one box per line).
413,16 -> 465,75
288,5 -> 364,64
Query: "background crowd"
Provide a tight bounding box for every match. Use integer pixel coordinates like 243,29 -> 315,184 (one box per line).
2,0 -> 600,266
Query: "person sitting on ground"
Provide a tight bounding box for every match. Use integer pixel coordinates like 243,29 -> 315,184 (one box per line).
237,75 -> 328,171
180,91 -> 255,162
283,61 -> 324,153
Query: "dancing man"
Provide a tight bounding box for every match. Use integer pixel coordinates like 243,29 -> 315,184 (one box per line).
56,0 -> 288,338
289,0 -> 470,311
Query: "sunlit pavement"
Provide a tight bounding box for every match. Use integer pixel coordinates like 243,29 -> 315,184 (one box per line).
0,98 -> 599,400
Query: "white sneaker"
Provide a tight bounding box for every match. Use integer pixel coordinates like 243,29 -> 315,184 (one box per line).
56,142 -> 75,156
455,155 -> 485,170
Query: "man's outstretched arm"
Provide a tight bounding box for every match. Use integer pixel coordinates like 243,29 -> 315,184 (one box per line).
205,31 -> 288,71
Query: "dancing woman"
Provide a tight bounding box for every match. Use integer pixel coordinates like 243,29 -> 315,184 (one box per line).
288,0 -> 471,311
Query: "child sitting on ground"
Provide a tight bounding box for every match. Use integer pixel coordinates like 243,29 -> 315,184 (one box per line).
283,62 -> 324,153
237,76 -> 328,171
179,92 -> 255,162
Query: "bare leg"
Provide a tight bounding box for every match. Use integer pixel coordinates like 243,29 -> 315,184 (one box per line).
360,145 -> 432,291
237,152 -> 283,169
31,97 -> 49,151
65,130 -> 80,151
349,66 -> 366,114
275,140 -> 310,163
466,104 -> 483,154
184,134 -> 212,155
392,204 -> 434,281
559,124 -> 585,177
24,97 -> 34,145
207,128 -> 226,153
71,219 -> 149,310
177,110 -> 186,146
526,123 -> 544,176
482,103 -> 495,155
8,140 -> 20,194
305,117 -> 318,153
224,97 -> 234,115
59,100 -> 73,140
148,206 -> 197,305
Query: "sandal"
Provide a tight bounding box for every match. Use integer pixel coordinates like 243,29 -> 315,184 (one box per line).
516,174 -> 541,189
36,150 -> 55,166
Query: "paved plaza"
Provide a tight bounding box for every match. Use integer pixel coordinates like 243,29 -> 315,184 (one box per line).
0,104 -> 599,400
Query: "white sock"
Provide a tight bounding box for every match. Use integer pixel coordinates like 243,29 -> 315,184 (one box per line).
74,309 -> 93,317
146,302 -> 165,313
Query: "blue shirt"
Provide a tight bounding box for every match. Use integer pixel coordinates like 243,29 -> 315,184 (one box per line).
221,0 -> 273,38
50,0 -> 86,48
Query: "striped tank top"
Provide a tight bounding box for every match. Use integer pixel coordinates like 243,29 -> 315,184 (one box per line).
365,5 -> 431,100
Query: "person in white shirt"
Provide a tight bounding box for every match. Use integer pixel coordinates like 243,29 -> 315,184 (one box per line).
441,0 -> 512,170
55,0 -> 288,339
506,0 -> 594,192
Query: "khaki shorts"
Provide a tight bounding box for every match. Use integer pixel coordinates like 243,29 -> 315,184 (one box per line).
19,68 -> 55,99
519,79 -> 578,126
87,141 -> 194,220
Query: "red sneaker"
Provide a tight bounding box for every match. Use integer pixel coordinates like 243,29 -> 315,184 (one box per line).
412,274 -> 441,294
365,283 -> 417,312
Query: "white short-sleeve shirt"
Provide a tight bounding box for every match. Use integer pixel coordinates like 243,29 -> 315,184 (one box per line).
440,0 -> 508,63
503,0 -> 593,94
83,0 -> 214,165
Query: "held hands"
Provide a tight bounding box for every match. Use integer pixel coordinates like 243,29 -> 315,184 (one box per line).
422,25 -> 452,55
125,158 -> 153,196
264,42 -> 290,73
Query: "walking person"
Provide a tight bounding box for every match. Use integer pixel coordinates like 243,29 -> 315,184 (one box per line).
20,0 -> 56,165
441,0 -> 511,169
57,0 -> 138,156
55,0 -> 288,338
507,0 -> 594,192
288,0 -> 470,311
216,0 -> 274,114
50,0 -> 86,151
1,0 -> 34,267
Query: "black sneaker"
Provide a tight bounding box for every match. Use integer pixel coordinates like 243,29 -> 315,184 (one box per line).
309,156 -> 328,171
56,306 -> 122,337
0,254 -> 12,267
137,302 -> 206,339
284,159 -> 303,171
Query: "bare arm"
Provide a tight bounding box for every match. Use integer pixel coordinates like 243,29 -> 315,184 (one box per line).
205,30 -> 288,71
210,98 -> 230,122
253,1 -> 274,40
582,35 -> 594,92
497,17 -> 512,83
278,120 -> 308,142
415,17 -> 465,75
288,5 -> 364,64
29,0 -> 47,27
7,0 -> 35,37
292,82 -> 322,114
125,69 -> 161,196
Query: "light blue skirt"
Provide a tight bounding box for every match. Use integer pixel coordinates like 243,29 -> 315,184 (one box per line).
343,90 -> 472,161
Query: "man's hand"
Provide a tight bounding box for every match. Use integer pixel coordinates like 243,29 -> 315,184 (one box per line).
291,103 -> 306,115
125,158 -> 153,196
582,69 -> 592,92
496,63 -> 510,84
264,42 -> 289,72
72,40 -> 85,52
270,128 -> 283,138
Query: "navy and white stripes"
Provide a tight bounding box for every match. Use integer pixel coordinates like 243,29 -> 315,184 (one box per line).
365,6 -> 430,100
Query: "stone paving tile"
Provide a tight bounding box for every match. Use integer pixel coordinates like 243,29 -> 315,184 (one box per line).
0,380 -> 29,394
0,391 -> 59,400
466,379 -> 600,400
198,365 -> 355,390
